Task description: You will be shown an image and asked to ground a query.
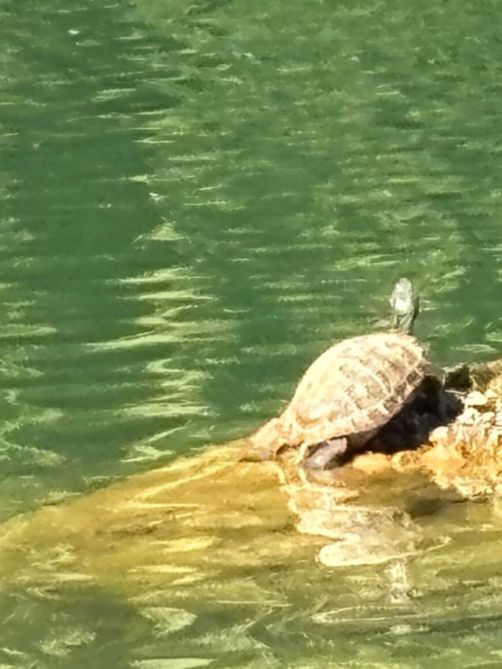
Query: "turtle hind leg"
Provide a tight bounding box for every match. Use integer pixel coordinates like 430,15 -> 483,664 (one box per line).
302,437 -> 348,470
241,417 -> 287,462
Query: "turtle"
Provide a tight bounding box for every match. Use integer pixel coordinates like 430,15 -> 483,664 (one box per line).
245,278 -> 429,469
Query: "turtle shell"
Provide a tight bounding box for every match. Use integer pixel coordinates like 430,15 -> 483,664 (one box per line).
279,332 -> 427,448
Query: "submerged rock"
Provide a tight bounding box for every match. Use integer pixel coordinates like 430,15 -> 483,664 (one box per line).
1,423 -> 502,668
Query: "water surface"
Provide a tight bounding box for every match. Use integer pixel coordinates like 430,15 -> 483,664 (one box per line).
0,0 -> 501,666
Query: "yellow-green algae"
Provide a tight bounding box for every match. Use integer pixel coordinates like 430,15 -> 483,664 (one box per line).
2,428 -> 502,665
0,423 -> 501,590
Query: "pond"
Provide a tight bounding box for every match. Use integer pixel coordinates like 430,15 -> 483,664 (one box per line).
0,0 -> 501,666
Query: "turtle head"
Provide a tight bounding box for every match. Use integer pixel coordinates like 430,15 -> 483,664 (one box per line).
390,277 -> 419,334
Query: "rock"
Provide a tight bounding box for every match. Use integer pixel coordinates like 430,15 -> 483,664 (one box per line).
352,452 -> 392,475
429,425 -> 449,445
464,391 -> 489,407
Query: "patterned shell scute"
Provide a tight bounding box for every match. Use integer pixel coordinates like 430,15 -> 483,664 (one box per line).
283,332 -> 426,446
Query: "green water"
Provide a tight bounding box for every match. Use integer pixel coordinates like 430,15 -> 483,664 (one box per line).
0,0 -> 501,666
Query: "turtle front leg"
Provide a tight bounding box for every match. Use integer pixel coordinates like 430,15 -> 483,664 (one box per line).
301,437 -> 348,470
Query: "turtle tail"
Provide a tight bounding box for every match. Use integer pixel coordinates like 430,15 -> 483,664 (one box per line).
241,417 -> 287,462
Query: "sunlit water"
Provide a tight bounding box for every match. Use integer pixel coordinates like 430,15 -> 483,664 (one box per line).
0,0 -> 501,666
